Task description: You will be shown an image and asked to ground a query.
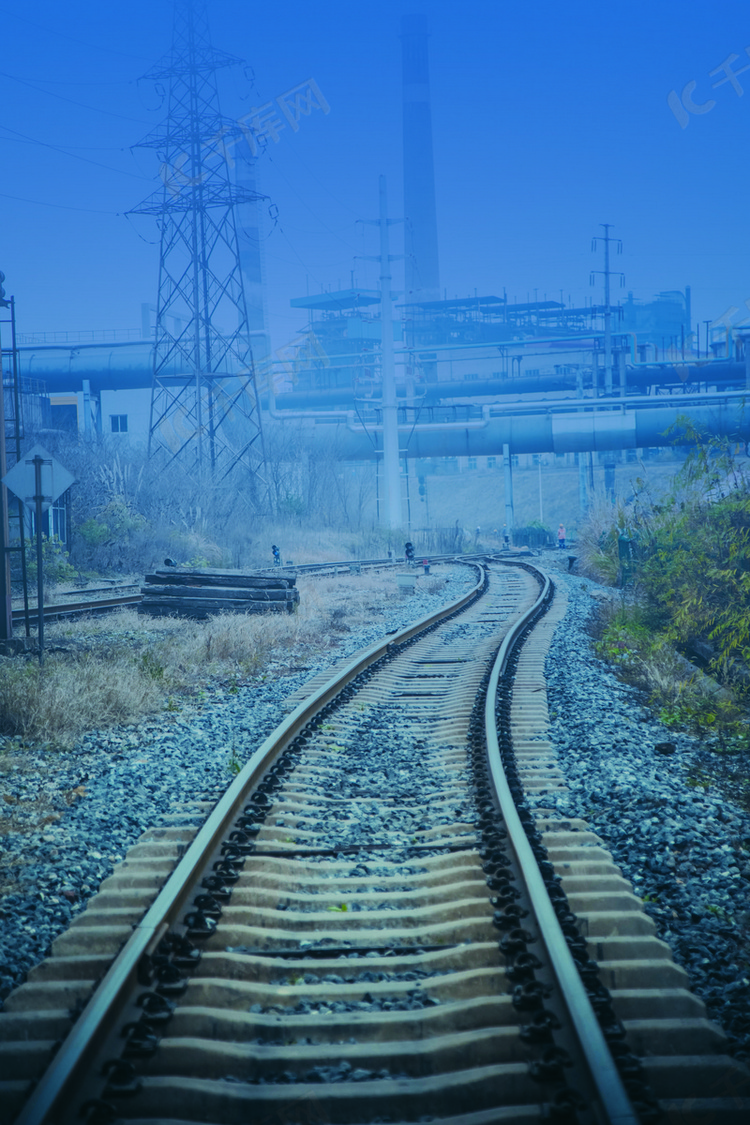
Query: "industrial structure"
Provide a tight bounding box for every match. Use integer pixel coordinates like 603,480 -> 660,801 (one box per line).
3,8 -> 750,544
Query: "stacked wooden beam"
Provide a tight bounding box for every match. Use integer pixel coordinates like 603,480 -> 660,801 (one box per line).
139,568 -> 299,618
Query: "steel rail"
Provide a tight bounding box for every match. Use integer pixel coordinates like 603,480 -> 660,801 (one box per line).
14,563 -> 486,1125
11,594 -> 143,625
485,562 -> 639,1125
8,556 -> 462,625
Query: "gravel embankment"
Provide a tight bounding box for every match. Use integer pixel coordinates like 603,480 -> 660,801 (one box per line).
3,559 -> 748,1068
536,568 -> 750,1062
0,565 -> 476,1005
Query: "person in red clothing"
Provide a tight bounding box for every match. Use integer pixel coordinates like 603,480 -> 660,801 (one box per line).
557,523 -> 566,549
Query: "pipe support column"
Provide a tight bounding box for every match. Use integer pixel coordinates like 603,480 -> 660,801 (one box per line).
503,443 -> 514,538
379,176 -> 402,531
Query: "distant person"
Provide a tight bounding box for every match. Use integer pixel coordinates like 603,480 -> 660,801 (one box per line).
502,525 -> 510,549
557,524 -> 566,550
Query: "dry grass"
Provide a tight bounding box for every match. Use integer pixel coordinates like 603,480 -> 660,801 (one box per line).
0,567 -> 457,749
0,651 -> 166,747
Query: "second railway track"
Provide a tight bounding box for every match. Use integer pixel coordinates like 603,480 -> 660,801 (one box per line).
2,559 -> 749,1124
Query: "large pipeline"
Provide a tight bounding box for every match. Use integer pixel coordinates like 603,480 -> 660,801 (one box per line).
273,397 -> 750,460
16,343 -> 747,399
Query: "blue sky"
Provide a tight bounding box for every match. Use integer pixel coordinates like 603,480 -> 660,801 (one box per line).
1,0 -> 748,348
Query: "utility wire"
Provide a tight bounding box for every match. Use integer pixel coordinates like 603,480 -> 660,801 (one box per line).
4,11 -> 151,61
0,70 -> 153,125
0,190 -> 118,215
0,124 -> 153,181
0,69 -> 133,86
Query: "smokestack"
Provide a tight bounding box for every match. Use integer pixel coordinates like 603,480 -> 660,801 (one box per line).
401,14 -> 440,303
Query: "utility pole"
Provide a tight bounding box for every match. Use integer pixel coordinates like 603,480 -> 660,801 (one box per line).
0,280 -> 30,641
591,224 -> 624,395
129,0 -> 266,498
378,177 -> 401,531
503,444 -> 515,537
576,368 -> 589,514
360,176 -> 403,530
0,273 -> 12,641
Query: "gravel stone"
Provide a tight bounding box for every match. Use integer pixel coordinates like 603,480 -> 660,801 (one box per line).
0,565 -> 476,1005
540,568 -> 750,1062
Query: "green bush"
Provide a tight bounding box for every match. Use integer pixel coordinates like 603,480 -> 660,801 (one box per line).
586,423 -> 750,747
77,519 -> 109,547
25,536 -> 77,586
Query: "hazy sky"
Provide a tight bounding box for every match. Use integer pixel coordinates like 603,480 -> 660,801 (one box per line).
1,0 -> 748,349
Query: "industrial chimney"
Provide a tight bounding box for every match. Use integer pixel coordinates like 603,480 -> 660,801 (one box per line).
401,14 -> 441,304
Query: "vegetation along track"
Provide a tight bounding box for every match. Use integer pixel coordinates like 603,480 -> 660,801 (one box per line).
2,560 -> 749,1124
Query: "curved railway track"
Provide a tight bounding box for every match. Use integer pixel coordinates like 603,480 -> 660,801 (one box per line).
9,556 -> 450,626
2,559 -> 749,1124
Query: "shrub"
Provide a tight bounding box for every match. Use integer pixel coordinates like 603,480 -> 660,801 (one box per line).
587,425 -> 750,747
24,536 -> 77,587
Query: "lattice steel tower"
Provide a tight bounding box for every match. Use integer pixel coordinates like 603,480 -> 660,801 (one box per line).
130,0 -> 266,493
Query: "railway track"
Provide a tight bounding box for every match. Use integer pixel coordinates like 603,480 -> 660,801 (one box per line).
8,555 -> 446,626
11,594 -> 142,626
2,559 -> 749,1124
8,553 -> 501,627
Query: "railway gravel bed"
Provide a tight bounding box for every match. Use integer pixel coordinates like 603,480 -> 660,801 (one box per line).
535,568 -> 750,1063
3,557 -> 750,1122
0,565 -> 476,1006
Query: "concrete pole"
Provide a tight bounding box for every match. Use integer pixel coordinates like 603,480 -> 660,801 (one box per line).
618,348 -> 627,398
0,374 -> 11,643
579,454 -> 589,514
82,379 -> 92,439
603,225 -> 613,395
592,351 -> 599,397
576,366 -> 588,513
33,456 -> 45,666
379,176 -> 402,530
503,443 -> 514,538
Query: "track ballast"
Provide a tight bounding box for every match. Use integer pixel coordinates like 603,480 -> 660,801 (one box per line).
2,559 -> 749,1125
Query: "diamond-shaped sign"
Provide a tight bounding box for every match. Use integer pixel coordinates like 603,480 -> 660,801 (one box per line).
2,444 -> 76,512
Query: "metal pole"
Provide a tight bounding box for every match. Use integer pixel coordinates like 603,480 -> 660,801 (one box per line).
618,347 -> 627,398
379,175 -> 402,530
0,303 -> 12,640
603,224 -> 613,395
503,443 -> 514,537
403,456 -> 412,530
33,455 -> 45,666
576,367 -> 588,513
579,453 -> 589,514
82,379 -> 92,438
10,297 -> 30,635
538,459 -> 543,524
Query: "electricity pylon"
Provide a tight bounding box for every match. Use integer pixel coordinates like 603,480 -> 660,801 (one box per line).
130,0 -> 267,495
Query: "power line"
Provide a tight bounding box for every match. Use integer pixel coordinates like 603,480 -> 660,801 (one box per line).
4,11 -> 151,61
0,70 -> 154,124
0,69 -> 134,86
0,124 -> 153,181
0,190 -> 118,215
